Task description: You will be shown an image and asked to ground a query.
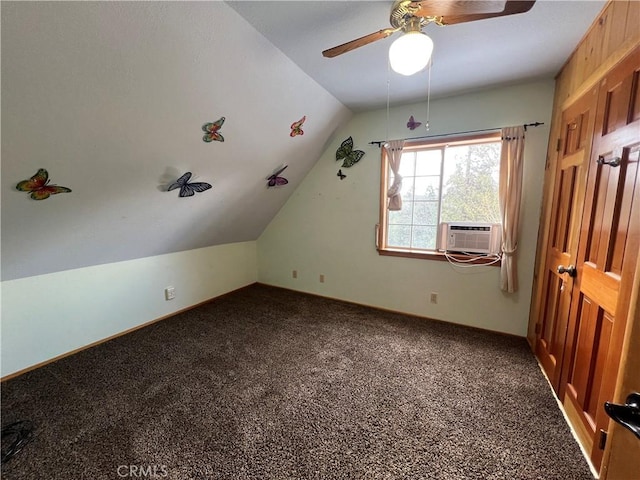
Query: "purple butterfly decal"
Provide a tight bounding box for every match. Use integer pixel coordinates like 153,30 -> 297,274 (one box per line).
407,115 -> 422,130
267,165 -> 288,187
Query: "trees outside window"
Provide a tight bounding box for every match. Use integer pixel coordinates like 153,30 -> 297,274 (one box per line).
380,133 -> 501,256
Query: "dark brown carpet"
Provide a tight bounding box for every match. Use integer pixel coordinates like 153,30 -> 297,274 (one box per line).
1,283 -> 593,479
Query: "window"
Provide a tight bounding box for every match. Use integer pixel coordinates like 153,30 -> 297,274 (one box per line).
378,132 -> 502,260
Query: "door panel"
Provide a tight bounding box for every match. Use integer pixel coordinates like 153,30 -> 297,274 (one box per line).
560,48 -> 640,471
601,254 -> 640,480
535,88 -> 598,390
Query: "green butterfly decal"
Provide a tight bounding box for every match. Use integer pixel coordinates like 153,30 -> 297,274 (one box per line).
335,136 -> 365,168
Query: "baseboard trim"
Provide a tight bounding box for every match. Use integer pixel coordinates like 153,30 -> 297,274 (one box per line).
1,282 -> 257,383
256,282 -> 526,340
3,281 -> 522,382
533,357 -> 599,479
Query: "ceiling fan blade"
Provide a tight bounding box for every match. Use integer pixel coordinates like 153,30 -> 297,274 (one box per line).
322,27 -> 400,58
411,1 -> 507,16
410,0 -> 535,25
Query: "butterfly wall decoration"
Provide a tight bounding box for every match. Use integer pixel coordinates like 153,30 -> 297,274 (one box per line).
16,169 -> 72,200
290,116 -> 306,137
407,115 -> 422,130
267,165 -> 288,187
335,136 -> 365,168
202,117 -> 225,142
167,172 -> 212,197
337,170 -> 346,180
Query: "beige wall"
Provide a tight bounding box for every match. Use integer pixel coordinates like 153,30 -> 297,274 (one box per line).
258,80 -> 555,336
1,241 -> 258,378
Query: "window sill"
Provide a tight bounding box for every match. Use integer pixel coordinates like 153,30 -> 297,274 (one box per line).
377,247 -> 501,267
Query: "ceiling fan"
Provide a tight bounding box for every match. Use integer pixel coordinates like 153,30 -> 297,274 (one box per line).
322,0 -> 536,75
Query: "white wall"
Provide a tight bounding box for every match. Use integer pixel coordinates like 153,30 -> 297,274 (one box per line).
0,241 -> 257,378
257,81 -> 555,336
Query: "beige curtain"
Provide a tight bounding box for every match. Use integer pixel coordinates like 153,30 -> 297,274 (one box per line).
499,126 -> 525,293
385,140 -> 405,211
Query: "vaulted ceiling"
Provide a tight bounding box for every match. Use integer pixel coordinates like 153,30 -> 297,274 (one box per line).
229,1 -> 606,111
1,1 -> 351,280
1,1 -> 604,281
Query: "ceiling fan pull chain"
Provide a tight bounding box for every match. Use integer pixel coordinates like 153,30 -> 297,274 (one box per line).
425,57 -> 432,131
386,59 -> 391,146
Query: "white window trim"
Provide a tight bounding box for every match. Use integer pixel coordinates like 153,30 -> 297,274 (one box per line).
377,131 -> 502,265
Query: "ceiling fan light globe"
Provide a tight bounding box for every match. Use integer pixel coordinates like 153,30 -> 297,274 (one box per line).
389,32 -> 433,76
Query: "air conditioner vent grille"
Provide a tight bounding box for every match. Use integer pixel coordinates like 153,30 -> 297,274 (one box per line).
438,222 -> 501,254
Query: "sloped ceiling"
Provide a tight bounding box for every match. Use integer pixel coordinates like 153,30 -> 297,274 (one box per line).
1,1 -> 351,281
228,0 -> 606,111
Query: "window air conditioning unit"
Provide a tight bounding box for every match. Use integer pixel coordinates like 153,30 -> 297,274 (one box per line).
438,222 -> 502,255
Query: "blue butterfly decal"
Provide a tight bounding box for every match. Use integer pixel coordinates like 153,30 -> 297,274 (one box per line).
168,172 -> 212,197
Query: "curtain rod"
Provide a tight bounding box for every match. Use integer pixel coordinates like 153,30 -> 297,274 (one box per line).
369,122 -> 544,147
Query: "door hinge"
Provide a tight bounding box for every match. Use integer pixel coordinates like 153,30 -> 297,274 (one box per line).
598,429 -> 607,450
556,138 -> 562,152
535,323 -> 542,334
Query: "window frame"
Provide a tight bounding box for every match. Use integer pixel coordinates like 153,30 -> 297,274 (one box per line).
377,131 -> 502,265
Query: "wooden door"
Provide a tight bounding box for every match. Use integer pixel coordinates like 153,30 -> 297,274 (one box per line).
601,258 -> 640,479
560,47 -> 640,471
535,88 -> 598,390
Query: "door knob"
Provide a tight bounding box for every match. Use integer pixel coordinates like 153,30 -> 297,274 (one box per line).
604,392 -> 640,440
597,155 -> 621,167
557,265 -> 577,277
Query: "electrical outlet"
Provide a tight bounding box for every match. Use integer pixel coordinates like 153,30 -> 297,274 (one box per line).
430,292 -> 438,304
165,286 -> 175,300
292,270 -> 298,279
319,274 -> 325,283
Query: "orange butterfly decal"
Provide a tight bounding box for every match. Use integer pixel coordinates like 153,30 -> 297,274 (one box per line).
290,116 -> 306,137
16,169 -> 72,200
202,117 -> 225,142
